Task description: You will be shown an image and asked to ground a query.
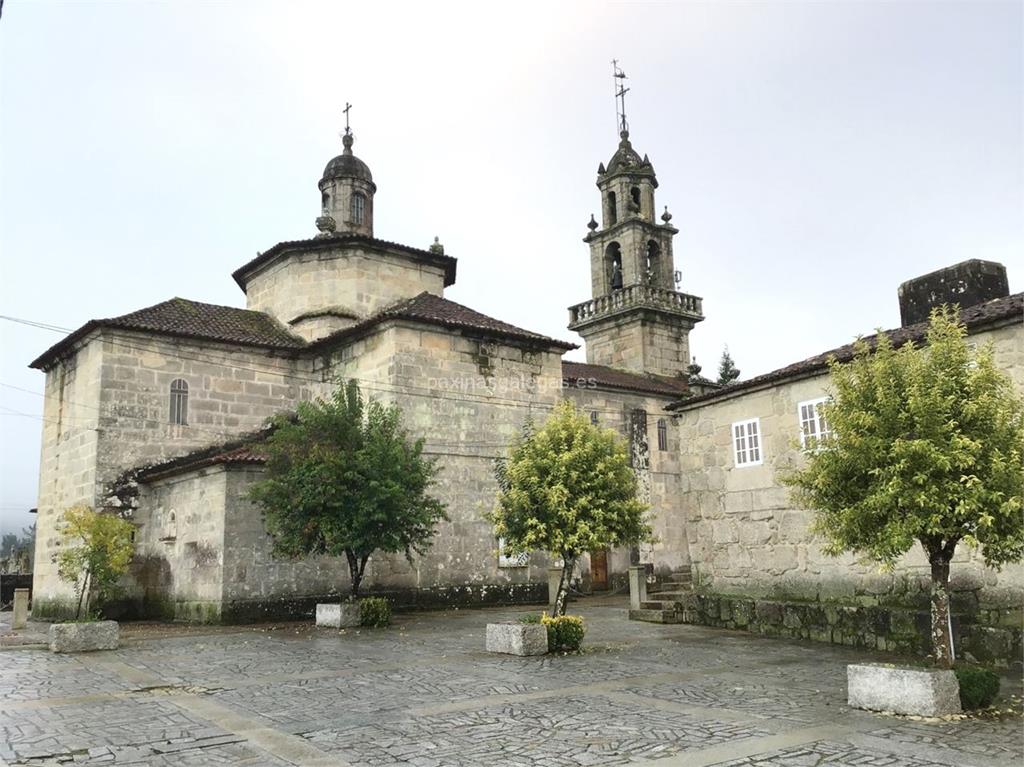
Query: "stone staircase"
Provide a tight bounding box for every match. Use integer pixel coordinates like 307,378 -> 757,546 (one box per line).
628,566 -> 693,624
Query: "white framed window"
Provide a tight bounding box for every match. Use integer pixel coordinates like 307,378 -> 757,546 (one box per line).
797,397 -> 831,450
497,537 -> 528,568
732,418 -> 762,467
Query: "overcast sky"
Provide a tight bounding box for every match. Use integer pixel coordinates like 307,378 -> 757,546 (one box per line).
1,1 -> 1021,536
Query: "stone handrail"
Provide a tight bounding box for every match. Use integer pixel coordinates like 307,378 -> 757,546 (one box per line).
569,285 -> 703,325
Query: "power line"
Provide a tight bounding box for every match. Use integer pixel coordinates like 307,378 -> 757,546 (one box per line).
0,314 -> 72,334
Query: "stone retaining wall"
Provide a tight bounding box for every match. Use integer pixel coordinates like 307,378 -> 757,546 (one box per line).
673,592 -> 1022,667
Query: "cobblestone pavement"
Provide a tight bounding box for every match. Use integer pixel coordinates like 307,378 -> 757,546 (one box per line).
1,598 -> 1020,766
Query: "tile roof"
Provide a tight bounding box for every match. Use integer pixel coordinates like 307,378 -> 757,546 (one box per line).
232,234 -> 457,290
309,292 -> 578,352
668,292 -> 1024,411
136,438 -> 270,483
30,298 -> 306,370
562,361 -> 690,397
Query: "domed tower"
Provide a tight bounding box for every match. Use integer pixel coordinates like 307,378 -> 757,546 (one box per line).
567,72 -> 703,378
318,129 -> 375,237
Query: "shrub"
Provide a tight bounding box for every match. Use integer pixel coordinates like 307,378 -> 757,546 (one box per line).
359,596 -> 392,628
955,666 -> 1000,710
519,613 -> 542,624
542,613 -> 585,653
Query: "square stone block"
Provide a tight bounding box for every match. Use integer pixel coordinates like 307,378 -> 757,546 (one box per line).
316,602 -> 361,628
48,621 -> 119,653
847,663 -> 961,716
486,622 -> 548,656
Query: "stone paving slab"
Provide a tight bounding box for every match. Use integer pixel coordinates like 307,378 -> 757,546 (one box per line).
0,597 -> 1020,767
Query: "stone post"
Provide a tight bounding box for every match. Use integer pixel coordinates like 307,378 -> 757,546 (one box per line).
12,588 -> 29,629
547,567 -> 563,609
628,566 -> 647,610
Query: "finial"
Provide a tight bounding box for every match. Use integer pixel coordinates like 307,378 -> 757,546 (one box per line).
688,358 -> 702,379
661,206 -> 673,224
340,102 -> 355,154
612,59 -> 630,136
587,214 -> 598,232
429,236 -> 445,255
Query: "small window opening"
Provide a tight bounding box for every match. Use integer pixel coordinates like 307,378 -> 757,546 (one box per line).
606,242 -> 623,291
630,186 -> 642,210
607,191 -> 617,226
321,191 -> 329,214
590,411 -> 599,426
657,418 -> 668,451
169,379 -> 189,425
645,240 -> 661,285
351,192 -> 366,225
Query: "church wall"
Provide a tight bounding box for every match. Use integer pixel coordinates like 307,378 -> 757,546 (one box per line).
32,330 -> 313,617
673,321 -> 1024,613
220,466 -> 341,621
326,323 -> 564,602
244,244 -> 448,338
31,336 -> 105,614
133,468 -> 228,622
563,385 -> 689,586
581,313 -> 691,378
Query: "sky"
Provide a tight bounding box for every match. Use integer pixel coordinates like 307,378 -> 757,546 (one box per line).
1,0 -> 1021,536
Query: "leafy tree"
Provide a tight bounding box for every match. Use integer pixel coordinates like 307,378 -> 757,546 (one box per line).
56,506 -> 135,619
490,401 -> 651,615
718,346 -> 741,384
0,533 -> 17,558
783,308 -> 1024,668
250,379 -> 447,600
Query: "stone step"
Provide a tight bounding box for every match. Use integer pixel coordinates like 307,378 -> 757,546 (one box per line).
648,587 -> 693,599
640,600 -> 678,610
628,608 -> 682,624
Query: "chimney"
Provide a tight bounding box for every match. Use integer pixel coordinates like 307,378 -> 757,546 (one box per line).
897,259 -> 1009,327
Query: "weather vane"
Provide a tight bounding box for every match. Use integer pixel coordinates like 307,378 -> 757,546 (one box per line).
342,102 -> 353,136
612,60 -> 629,135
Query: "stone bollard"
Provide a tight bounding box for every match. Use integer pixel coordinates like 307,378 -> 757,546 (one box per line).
548,567 -> 563,608
628,565 -> 648,610
12,588 -> 29,629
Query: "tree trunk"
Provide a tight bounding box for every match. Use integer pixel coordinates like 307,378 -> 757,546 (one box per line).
75,569 -> 90,620
553,554 -> 576,616
345,550 -> 362,601
929,554 -> 954,669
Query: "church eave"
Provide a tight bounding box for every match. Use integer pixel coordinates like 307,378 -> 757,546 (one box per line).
232,234 -> 458,291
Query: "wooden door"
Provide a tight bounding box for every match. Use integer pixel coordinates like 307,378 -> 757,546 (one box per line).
590,549 -> 609,591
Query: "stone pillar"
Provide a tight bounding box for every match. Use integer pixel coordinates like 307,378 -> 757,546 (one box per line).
12,588 -> 29,629
548,567 -> 563,608
628,566 -> 647,610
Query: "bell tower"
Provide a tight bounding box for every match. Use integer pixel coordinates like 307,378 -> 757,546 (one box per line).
568,65 -> 704,378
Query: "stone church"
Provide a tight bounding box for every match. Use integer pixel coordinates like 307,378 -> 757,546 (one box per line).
29,118 -> 1023,655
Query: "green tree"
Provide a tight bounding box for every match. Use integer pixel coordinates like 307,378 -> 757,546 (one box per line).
250,379 -> 447,600
783,307 -> 1024,668
0,533 -> 17,558
490,401 -> 651,615
718,346 -> 741,384
56,506 -> 135,619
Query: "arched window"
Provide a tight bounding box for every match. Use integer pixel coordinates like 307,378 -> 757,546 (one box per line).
351,192 -> 366,225
646,240 -> 661,285
630,186 -> 642,211
606,191 -> 617,226
169,379 -> 188,425
321,191 -> 330,214
606,242 -> 623,291
657,418 -> 668,451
